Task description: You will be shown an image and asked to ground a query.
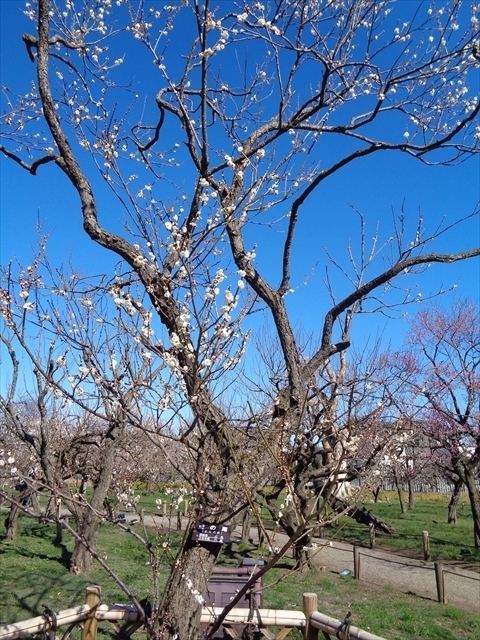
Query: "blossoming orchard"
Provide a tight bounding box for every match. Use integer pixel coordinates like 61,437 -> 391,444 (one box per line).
1,1 -> 479,639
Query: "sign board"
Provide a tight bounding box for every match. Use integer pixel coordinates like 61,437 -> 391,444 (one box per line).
193,522 -> 231,544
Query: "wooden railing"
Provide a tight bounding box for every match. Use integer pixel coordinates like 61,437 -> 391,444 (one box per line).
0,587 -> 386,640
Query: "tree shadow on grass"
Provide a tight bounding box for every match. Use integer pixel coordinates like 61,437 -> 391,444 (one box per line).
0,572 -> 90,622
0,541 -> 72,570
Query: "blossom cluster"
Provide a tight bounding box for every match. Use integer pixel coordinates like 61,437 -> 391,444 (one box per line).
0,451 -> 18,476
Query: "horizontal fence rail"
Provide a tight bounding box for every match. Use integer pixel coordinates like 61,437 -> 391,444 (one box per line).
0,606 -> 92,640
0,604 -> 141,640
0,588 -> 386,640
310,612 -> 386,640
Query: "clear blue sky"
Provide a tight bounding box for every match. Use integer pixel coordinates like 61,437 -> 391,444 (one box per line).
1,0 -> 479,367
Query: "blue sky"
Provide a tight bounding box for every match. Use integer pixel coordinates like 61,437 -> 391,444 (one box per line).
1,0 -> 479,371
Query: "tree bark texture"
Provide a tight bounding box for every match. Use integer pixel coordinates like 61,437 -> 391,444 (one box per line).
463,466 -> 480,548
447,478 -> 463,524
4,502 -> 20,541
70,426 -> 119,573
394,468 -> 406,515
408,478 -> 415,510
159,532 -> 222,639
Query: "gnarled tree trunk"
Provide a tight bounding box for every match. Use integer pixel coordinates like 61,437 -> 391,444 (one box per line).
159,531 -> 222,639
70,423 -> 120,573
447,478 -> 463,524
4,502 -> 20,541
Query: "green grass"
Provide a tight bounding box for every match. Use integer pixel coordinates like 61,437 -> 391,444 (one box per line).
262,568 -> 480,640
1,506 -> 480,640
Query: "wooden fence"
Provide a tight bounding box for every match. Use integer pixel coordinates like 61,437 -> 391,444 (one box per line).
0,587 -> 386,640
335,542 -> 480,609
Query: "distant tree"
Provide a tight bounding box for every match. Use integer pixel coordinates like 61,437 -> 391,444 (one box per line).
391,301 -> 480,546
1,1 -> 480,637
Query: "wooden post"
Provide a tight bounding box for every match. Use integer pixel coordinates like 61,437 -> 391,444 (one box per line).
422,531 -> 430,561
162,502 -> 166,517
176,509 -> 182,530
82,585 -> 101,640
435,562 -> 446,603
184,499 -> 189,517
303,592 -> 318,640
369,523 -> 375,549
353,545 -> 361,580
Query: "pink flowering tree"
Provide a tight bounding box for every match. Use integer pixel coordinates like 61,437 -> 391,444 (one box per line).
390,301 -> 480,546
1,0 -> 480,637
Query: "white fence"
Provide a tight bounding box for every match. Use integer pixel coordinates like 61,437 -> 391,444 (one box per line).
353,478 -> 480,494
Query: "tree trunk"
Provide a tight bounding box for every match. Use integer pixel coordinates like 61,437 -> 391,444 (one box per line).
3,486 -> 35,541
159,530 -> 222,639
393,468 -> 406,515
407,478 -> 415,510
69,425 -> 119,573
463,466 -> 480,548
31,491 -> 40,512
241,508 -> 251,543
293,532 -> 312,573
70,509 -> 101,573
4,502 -> 20,541
54,499 -> 63,545
447,478 -> 463,524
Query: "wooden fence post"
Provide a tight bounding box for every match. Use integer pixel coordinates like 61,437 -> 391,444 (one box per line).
435,562 -> 446,604
422,531 -> 430,561
184,499 -> 189,517
82,585 -> 101,640
369,524 -> 375,549
176,509 -> 182,530
353,545 -> 361,580
303,592 -> 318,640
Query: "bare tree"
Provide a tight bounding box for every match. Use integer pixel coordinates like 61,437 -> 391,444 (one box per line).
0,257 -> 170,571
1,1 -> 480,638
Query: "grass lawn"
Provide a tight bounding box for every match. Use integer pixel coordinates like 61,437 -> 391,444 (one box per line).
1,501 -> 480,640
